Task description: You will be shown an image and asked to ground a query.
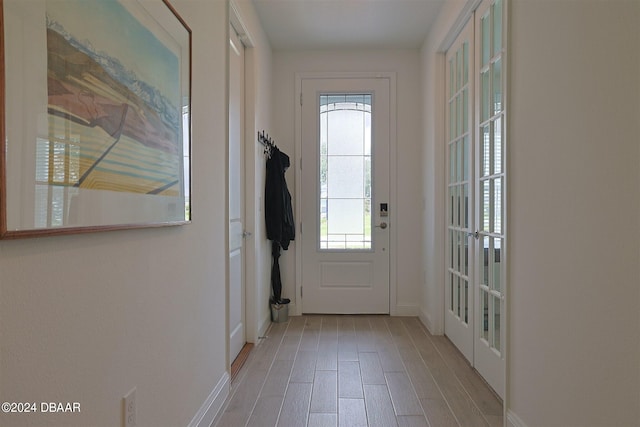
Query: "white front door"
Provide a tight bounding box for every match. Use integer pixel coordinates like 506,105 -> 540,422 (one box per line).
228,25 -> 245,362
300,77 -> 391,314
445,19 -> 474,363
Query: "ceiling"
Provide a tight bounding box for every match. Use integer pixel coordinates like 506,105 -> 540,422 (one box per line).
251,0 -> 446,50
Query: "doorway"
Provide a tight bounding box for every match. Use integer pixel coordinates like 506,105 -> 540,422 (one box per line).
299,76 -> 394,314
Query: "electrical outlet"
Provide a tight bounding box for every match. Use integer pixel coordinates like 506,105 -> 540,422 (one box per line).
123,388 -> 136,427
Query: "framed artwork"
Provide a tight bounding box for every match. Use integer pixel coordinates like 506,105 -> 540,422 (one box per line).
0,0 -> 191,239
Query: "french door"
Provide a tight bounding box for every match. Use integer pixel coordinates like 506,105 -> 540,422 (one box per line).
445,20 -> 474,363
474,0 -> 505,398
444,0 -> 506,399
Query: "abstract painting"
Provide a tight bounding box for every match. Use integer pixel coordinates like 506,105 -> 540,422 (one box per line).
45,0 -> 182,195
1,0 -> 192,238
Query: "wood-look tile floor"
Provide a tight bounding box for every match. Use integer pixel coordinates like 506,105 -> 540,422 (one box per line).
213,315 -> 503,427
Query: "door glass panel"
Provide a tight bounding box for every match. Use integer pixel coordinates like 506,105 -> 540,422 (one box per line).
493,237 -> 502,292
328,157 -> 364,198
456,140 -> 462,182
319,94 -> 372,250
481,70 -> 490,122
493,177 -> 502,234
456,49 -> 462,91
450,230 -> 455,270
493,0 -> 502,57
492,295 -> 501,352
449,59 -> 455,97
463,42 -> 469,84
457,184 -> 463,227
481,125 -> 490,177
327,198 -> 363,229
457,275 -> 461,317
457,93 -> 463,137
481,236 -> 489,286
452,97 -> 458,139
481,180 -> 490,231
327,112 -> 365,155
450,273 -> 455,311
463,136 -> 469,181
454,230 -> 460,272
494,117 -> 502,174
463,183 -> 469,229
449,186 -> 454,225
463,228 -> 469,275
453,185 -> 459,228
482,290 -> 489,341
481,13 -> 490,66
463,89 -> 469,133
364,111 -> 372,155
493,58 -> 502,116
449,143 -> 456,181
449,101 -> 455,140
364,158 -> 372,198
321,110 -> 328,152
464,279 -> 469,323
460,232 -> 465,275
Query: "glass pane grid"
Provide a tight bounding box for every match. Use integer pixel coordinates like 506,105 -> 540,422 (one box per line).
319,94 -> 373,251
448,270 -> 470,321
493,0 -> 503,57
446,36 -> 475,330
492,295 -> 501,352
481,289 -> 489,341
477,0 -> 504,357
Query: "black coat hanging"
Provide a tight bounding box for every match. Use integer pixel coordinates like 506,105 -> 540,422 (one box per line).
265,145 -> 294,304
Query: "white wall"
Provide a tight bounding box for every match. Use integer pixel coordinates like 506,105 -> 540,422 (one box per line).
272,49 -> 424,315
0,1 -> 230,426
423,0 -> 640,425
508,1 -> 640,425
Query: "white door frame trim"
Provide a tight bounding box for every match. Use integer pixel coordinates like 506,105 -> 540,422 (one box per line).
294,71 -> 398,316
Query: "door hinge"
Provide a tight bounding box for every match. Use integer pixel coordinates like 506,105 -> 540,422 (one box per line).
300,222 -> 303,234
300,93 -> 303,106
300,158 -> 302,170
301,287 -> 303,298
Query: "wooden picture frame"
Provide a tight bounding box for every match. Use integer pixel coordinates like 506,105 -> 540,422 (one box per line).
0,0 -> 192,239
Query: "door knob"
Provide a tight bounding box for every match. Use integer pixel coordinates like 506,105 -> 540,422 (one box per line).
375,222 -> 388,229
242,230 -> 253,238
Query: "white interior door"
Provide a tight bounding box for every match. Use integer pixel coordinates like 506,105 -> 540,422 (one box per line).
474,0 -> 505,398
300,77 -> 391,314
445,19 -> 474,363
229,25 -> 245,363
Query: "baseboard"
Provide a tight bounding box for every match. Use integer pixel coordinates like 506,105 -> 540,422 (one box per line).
188,372 -> 229,427
289,303 -> 417,317
418,307 -> 433,333
287,302 -> 298,316
418,306 -> 443,335
394,304 -> 419,316
506,409 -> 528,427
258,311 -> 271,339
